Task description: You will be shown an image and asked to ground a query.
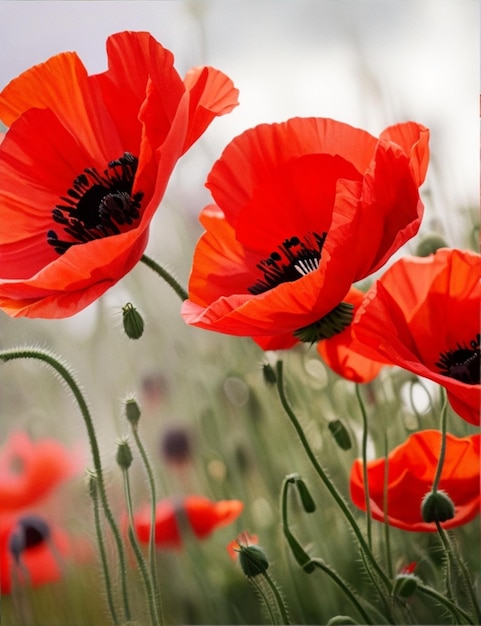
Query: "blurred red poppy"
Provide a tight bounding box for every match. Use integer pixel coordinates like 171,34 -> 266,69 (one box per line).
317,286 -> 385,383
227,530 -> 259,560
0,513 -> 87,593
181,118 -> 429,349
134,496 -> 243,549
350,430 -> 480,532
352,248 -> 480,424
0,31 -> 238,318
0,431 -> 82,512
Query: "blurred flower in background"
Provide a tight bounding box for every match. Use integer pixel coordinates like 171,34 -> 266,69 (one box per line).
133,495 -> 243,549
0,431 -> 90,593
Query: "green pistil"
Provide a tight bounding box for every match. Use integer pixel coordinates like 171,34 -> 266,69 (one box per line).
294,301 -> 354,344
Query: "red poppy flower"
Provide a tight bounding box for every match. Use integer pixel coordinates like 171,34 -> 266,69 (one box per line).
0,513 -> 88,593
0,31 -> 238,318
181,118 -> 429,349
350,430 -> 480,532
134,496 -> 243,549
0,431 -> 82,513
352,248 -> 480,424
227,530 -> 259,560
316,286 -> 385,383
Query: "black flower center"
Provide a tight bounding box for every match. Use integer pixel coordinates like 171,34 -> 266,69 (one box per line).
435,334 -> 480,384
248,231 -> 327,295
47,152 -> 144,255
8,515 -> 51,564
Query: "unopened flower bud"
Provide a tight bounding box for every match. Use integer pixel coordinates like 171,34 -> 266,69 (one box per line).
125,398 -> 141,427
116,440 -> 133,470
122,302 -> 144,339
238,544 -> 269,577
327,616 -> 358,625
328,419 -> 352,451
296,478 -> 316,514
262,363 -> 277,386
421,489 -> 455,523
393,573 -> 419,599
416,233 -> 448,257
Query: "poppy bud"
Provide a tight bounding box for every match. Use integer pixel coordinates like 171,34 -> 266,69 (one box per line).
415,233 -> 448,257
238,544 -> 269,577
295,478 -> 316,514
9,515 -> 51,564
122,302 -> 144,339
116,440 -> 133,470
327,616 -> 358,625
328,419 -> 352,450
421,489 -> 455,523
125,398 -> 141,427
262,363 -> 277,385
393,573 -> 419,599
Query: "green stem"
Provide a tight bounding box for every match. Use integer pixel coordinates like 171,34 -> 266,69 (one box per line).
121,467 -> 160,626
417,583 -> 474,624
355,383 -> 372,550
141,254 -> 188,301
0,348 -> 131,623
432,391 -> 448,494
275,361 -> 392,596
131,425 -> 164,624
249,576 -> 278,625
261,571 -> 290,625
382,429 -> 393,580
309,559 -> 375,625
89,473 -> 119,625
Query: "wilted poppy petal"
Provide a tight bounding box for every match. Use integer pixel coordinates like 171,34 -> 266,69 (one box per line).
350,430 -> 480,532
353,249 -> 481,424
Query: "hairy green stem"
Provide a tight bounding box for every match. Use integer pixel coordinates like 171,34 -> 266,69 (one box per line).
121,466 -> 160,626
417,582 -> 474,624
432,391 -> 448,494
141,254 -> 188,301
261,571 -> 290,625
355,383 -> 372,549
89,474 -> 119,625
0,348 -> 131,623
275,361 -> 392,597
131,426 -> 164,624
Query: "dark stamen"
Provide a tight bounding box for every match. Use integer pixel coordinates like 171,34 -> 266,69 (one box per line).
248,231 -> 327,295
47,152 -> 144,255
9,515 -> 51,564
294,301 -> 355,344
436,334 -> 480,384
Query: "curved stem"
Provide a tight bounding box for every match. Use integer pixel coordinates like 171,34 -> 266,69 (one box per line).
432,391 -> 448,494
141,254 -> 188,301
261,571 -> 290,625
417,583 -> 474,624
355,383 -> 372,549
275,361 -> 392,595
131,426 -> 164,624
0,348 -> 131,623
122,466 -> 160,626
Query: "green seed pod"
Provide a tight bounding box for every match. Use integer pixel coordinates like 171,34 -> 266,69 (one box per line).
328,419 -> 352,450
122,302 -> 144,339
238,544 -> 269,578
421,489 -> 455,523
296,478 -> 316,513
416,233 -> 448,257
125,398 -> 141,427
261,362 -> 277,385
116,440 -> 133,470
393,573 -> 419,599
